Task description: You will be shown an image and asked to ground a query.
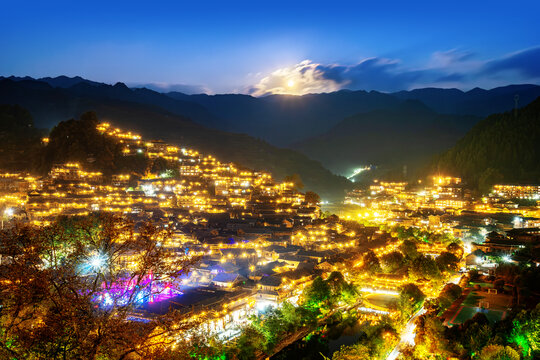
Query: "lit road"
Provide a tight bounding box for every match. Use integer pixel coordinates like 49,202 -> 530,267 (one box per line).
386,307 -> 426,360
386,274 -> 463,360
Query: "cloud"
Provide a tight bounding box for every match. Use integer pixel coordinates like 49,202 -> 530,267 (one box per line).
250,58 -> 435,95
482,46 -> 540,78
316,58 -> 424,92
249,60 -> 342,96
129,82 -> 210,94
250,46 -> 540,95
429,49 -> 475,68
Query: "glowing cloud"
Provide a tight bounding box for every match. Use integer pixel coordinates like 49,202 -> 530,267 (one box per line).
250,60 -> 342,96
249,47 -> 540,96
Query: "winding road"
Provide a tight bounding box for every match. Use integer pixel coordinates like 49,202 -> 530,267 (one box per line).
386,307 -> 426,360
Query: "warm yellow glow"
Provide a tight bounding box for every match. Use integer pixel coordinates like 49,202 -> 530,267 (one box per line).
287,80 -> 294,87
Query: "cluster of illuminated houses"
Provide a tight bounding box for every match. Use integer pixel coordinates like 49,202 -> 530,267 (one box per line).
343,175 -> 540,274
0,122 -> 373,336
344,175 -> 540,229
0,122 -> 538,338
1,123 -> 313,227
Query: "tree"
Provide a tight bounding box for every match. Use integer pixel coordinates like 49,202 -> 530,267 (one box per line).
303,276 -> 332,314
479,345 -> 520,360
437,283 -> 462,311
508,305 -> 540,358
380,251 -> 404,273
415,315 -> 452,357
326,271 -> 358,305
332,343 -> 371,360
232,325 -> 266,359
38,112 -> 123,175
478,168 -> 504,195
0,213 -> 197,360
304,191 -> 321,206
446,242 -> 464,257
279,301 -> 303,332
327,271 -> 347,294
461,313 -> 492,355
409,255 -> 441,281
400,240 -> 419,260
436,251 -> 460,272
362,250 -> 381,274
398,284 -> 425,318
0,104 -> 42,171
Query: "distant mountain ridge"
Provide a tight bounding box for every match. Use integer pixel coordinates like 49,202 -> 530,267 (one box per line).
1,75 -> 104,88
292,100 -> 481,176
2,74 -> 540,188
392,84 -> 540,118
3,75 -> 539,147
166,90 -> 402,146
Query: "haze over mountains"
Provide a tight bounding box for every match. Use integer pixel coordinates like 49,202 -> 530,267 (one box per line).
1,75 -> 540,198
292,101 -> 481,176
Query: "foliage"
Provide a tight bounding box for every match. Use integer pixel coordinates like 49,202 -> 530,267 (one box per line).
232,325 -> 266,359
461,313 -> 493,355
233,271 -> 359,358
400,239 -> 419,260
435,251 -> 460,272
397,283 -> 425,319
330,319 -> 398,360
284,173 -> 304,190
331,343 -> 371,360
408,255 -> 442,281
33,111 -> 182,178
446,242 -> 464,257
478,345 -> 520,360
432,97 -> 540,191
303,276 -> 332,313
36,111 -> 122,175
362,250 -> 381,274
415,315 -> 452,358
493,279 -> 505,292
508,305 -> 540,358
0,213 -> 197,360
326,271 -> 359,306
380,251 -> 404,273
436,283 -> 462,313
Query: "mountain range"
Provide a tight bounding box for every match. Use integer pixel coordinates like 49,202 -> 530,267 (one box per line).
0,78 -> 350,200
1,75 -> 540,198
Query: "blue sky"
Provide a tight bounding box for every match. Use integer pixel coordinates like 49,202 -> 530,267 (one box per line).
1,0 -> 539,94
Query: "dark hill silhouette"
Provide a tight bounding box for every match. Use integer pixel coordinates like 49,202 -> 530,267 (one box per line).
0,104 -> 43,171
168,90 -> 402,146
392,84 -> 540,117
292,101 -> 480,177
3,75 -> 539,148
432,96 -> 540,193
1,75 -> 103,88
2,75 -> 539,193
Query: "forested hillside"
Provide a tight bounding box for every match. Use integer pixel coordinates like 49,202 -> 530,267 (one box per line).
432,97 -> 540,192
0,104 -> 43,171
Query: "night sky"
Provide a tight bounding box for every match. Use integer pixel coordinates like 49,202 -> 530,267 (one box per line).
2,0 -> 539,94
